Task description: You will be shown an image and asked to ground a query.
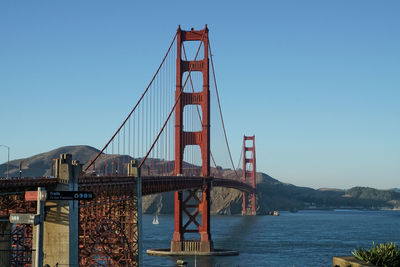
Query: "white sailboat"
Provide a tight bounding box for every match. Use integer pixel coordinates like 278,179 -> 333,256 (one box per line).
152,214 -> 159,225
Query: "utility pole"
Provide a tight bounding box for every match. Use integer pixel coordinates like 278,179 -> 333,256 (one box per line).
19,160 -> 25,178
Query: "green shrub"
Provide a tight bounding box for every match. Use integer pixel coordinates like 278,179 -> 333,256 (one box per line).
352,242 -> 400,267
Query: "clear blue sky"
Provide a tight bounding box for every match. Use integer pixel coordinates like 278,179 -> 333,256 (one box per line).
0,1 -> 399,189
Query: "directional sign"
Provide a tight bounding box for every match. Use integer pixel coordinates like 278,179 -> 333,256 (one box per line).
47,191 -> 94,201
25,190 -> 47,201
9,213 -> 40,225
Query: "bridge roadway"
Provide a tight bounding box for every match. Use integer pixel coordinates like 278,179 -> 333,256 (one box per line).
0,174 -> 254,266
0,175 -> 255,195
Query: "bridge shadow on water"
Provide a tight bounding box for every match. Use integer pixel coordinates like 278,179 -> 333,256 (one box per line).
215,215 -> 258,244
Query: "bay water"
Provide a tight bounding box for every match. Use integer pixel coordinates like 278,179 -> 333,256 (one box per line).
143,210 -> 400,266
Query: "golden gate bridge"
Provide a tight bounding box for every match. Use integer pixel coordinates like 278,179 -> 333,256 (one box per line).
0,25 -> 258,266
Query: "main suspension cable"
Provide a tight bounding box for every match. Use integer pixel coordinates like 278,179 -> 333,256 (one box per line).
208,40 -> 239,179
85,33 -> 177,172
139,31 -> 206,169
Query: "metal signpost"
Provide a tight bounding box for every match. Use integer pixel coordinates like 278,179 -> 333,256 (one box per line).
11,188 -> 46,267
11,189 -> 94,267
35,187 -> 45,267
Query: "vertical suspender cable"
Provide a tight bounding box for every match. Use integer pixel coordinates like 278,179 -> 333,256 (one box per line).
84,33 -> 177,172
139,32 -> 205,169
208,40 -> 239,179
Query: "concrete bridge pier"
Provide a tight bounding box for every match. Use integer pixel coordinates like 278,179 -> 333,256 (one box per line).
32,154 -> 81,267
127,159 -> 142,266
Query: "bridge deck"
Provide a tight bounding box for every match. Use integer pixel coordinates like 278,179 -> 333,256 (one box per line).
0,176 -> 255,195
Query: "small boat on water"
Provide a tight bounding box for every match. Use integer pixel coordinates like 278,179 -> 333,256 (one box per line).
152,214 -> 159,225
176,259 -> 187,266
273,211 -> 280,216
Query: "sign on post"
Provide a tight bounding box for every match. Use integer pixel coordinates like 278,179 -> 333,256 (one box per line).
9,213 -> 40,225
25,190 -> 47,201
47,191 -> 94,201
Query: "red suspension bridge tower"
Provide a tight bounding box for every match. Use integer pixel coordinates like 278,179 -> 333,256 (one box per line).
242,135 -> 257,215
0,25 -> 259,265
171,25 -> 212,253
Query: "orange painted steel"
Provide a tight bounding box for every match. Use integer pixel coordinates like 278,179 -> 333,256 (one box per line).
173,25 -> 213,252
242,135 -> 257,215
0,192 -> 36,267
0,176 -> 254,197
0,174 -> 255,266
78,178 -> 139,266
0,25 -> 257,263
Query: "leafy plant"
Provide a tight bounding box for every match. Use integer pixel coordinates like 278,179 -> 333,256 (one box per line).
352,242 -> 400,267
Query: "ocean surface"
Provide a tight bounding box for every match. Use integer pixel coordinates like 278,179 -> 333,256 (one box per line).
142,210 -> 400,267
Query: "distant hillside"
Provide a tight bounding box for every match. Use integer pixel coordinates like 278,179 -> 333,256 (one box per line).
0,145 -> 100,177
1,145 -> 399,214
